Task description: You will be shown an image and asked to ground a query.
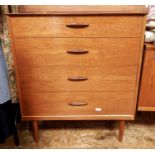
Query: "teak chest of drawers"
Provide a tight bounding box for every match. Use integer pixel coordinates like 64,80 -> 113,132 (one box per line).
138,43 -> 155,111
7,5 -> 148,142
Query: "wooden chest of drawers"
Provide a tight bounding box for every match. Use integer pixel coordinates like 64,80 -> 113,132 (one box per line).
138,44 -> 155,111
7,5 -> 147,142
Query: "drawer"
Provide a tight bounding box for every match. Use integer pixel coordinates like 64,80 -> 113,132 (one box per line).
11,16 -> 143,37
14,38 -> 141,67
21,92 -> 134,116
18,66 -> 137,92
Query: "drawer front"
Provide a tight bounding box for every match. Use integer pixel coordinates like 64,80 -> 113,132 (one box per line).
11,16 -> 143,37
18,66 -> 137,92
21,92 -> 134,116
14,38 -> 141,67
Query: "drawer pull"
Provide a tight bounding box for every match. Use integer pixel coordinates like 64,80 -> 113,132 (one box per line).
68,102 -> 88,106
68,76 -> 88,81
66,23 -> 89,28
67,49 -> 89,54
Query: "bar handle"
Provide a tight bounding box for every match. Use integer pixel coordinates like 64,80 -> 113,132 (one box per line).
67,49 -> 89,54
68,102 -> 88,106
66,23 -> 89,28
68,76 -> 88,81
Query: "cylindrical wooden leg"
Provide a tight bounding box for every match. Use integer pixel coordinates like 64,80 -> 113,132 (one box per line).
32,121 -> 39,143
119,120 -> 125,142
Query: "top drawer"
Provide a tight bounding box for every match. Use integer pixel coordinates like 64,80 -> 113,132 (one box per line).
10,15 -> 144,37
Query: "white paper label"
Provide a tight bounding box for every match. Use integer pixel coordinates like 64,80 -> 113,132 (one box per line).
95,108 -> 102,112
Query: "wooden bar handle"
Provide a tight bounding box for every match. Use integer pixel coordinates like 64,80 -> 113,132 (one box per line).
68,76 -> 88,81
66,23 -> 89,28
68,102 -> 88,106
67,49 -> 89,54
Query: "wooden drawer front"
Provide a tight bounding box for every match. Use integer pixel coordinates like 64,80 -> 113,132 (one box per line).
18,66 -> 137,92
21,92 -> 134,116
14,38 -> 141,67
11,16 -> 143,37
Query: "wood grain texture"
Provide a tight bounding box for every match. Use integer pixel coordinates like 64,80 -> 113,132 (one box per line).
21,92 -> 134,117
18,5 -> 148,14
132,15 -> 147,116
22,115 -> 134,121
14,38 -> 141,67
138,106 -> 155,111
7,8 -> 146,124
138,43 -> 155,109
18,66 -> 137,92
10,16 -> 144,37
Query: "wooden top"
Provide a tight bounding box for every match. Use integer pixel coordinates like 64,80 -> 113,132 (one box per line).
145,43 -> 155,50
8,5 -> 148,15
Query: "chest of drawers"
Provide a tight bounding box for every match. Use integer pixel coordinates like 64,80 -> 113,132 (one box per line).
7,5 -> 147,143
138,44 -> 155,111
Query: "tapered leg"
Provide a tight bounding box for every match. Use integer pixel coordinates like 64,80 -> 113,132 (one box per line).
118,120 -> 125,142
32,121 -> 39,143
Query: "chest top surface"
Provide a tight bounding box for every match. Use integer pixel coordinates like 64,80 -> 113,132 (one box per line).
7,5 -> 148,15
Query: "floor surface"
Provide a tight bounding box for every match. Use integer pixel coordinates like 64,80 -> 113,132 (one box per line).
0,112 -> 155,149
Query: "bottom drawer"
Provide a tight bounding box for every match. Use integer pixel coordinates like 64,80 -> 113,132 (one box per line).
21,92 -> 135,117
